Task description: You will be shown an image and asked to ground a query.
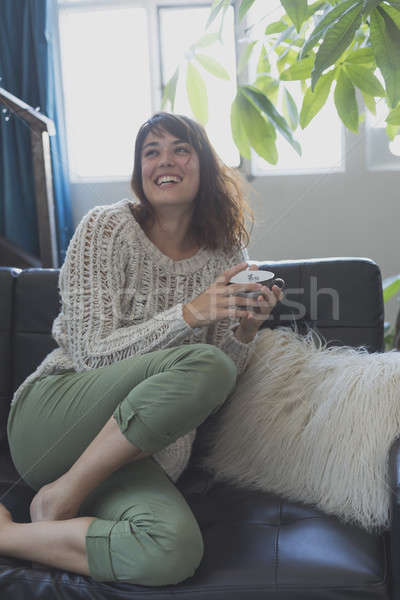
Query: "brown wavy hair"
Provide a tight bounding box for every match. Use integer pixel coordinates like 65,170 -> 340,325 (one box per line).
130,112 -> 254,252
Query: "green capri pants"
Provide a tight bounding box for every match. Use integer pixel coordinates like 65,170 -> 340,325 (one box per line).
7,343 -> 237,586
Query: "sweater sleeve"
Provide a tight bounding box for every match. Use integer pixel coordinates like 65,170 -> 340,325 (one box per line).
53,207 -> 193,371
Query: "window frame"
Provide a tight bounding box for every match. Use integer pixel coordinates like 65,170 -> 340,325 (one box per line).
57,0 -> 227,182
239,3 -> 345,178
56,0 -> 346,181
156,2 -> 219,101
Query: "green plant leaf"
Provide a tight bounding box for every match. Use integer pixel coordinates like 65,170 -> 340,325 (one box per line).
292,35 -> 306,47
282,87 -> 299,129
280,0 -> 308,33
241,85 -> 302,155
236,89 -> 278,164
231,93 -> 251,159
383,274 -> 400,301
386,105 -> 400,124
206,0 -> 230,30
352,23 -> 370,47
384,321 -> 392,334
385,331 -> 395,351
345,47 -> 376,64
380,3 -> 400,29
195,53 -> 230,80
255,75 -> 280,104
386,123 -> 400,140
344,63 -> 385,95
300,68 -> 336,127
238,41 -> 257,75
277,48 -> 299,73
300,0 -> 360,58
273,25 -> 296,50
334,67 -> 359,131
257,45 -> 271,75
370,7 -> 400,108
361,90 -> 376,114
161,68 -> 179,111
265,20 -> 288,34
307,0 -> 330,18
239,0 -> 257,23
186,62 -> 208,125
363,0 -> 383,14
311,2 -> 364,90
280,55 -> 315,79
194,33 -> 220,48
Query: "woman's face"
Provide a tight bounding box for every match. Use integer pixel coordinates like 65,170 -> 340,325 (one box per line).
140,128 -> 200,212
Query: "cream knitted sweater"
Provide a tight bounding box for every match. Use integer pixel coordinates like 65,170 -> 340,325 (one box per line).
11,198 -> 258,482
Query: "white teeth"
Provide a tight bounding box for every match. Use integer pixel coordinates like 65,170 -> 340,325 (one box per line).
156,175 -> 181,185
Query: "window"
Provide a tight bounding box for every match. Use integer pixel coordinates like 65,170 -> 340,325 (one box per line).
366,96 -> 400,170
250,83 -> 344,176
58,2 -> 152,180
57,0 -> 239,181
159,5 -> 239,167
245,0 -> 343,175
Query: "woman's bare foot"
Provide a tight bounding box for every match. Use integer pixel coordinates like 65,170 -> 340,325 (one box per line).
0,503 -> 13,528
29,474 -> 83,522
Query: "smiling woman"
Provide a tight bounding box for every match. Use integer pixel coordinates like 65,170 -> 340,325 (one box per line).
138,127 -> 201,259
4,109 -> 284,584
141,132 -> 200,208
130,112 -> 253,253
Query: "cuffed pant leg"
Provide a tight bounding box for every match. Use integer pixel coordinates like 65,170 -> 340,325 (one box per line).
7,344 -> 236,491
112,344 -> 237,454
81,457 -> 204,586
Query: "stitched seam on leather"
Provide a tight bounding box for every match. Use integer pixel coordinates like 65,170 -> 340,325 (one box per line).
0,576 -> 388,593
10,271 -> 18,404
274,502 -> 282,588
381,531 -> 390,585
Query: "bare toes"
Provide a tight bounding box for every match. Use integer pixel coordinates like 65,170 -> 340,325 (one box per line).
0,503 -> 13,525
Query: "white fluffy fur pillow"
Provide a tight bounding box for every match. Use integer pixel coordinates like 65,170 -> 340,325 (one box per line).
201,326 -> 400,532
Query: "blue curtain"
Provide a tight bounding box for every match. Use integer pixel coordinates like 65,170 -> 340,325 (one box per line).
0,0 -> 73,266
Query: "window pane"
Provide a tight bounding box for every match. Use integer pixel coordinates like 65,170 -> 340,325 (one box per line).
247,1 -> 343,175
159,5 -> 239,167
58,5 -> 151,180
366,97 -> 400,168
251,83 -> 344,175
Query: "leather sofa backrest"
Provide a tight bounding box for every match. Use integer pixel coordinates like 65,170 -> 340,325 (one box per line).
0,267 -> 60,442
0,268 -> 18,440
261,257 -> 384,350
0,258 -> 384,444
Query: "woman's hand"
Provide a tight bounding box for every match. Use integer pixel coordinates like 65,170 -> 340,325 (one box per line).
183,262 -> 267,328
234,265 -> 284,343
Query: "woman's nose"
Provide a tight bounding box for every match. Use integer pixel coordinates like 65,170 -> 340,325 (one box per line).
158,149 -> 175,166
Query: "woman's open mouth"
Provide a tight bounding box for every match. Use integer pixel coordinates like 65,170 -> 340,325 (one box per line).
155,175 -> 182,187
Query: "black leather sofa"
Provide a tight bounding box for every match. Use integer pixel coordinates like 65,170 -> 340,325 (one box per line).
0,257 -> 398,599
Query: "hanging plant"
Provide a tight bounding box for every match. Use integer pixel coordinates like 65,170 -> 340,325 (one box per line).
162,0 -> 400,164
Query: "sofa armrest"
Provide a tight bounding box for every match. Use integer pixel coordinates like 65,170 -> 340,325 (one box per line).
389,435 -> 400,594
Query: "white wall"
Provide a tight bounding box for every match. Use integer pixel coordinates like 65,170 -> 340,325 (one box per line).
67,123 -> 400,331
247,125 -> 400,330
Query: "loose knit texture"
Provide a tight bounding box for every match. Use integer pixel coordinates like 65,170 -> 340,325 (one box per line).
201,326 -> 400,531
11,198 -> 258,482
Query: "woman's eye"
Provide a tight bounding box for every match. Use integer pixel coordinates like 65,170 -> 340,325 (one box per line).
144,150 -> 156,157
176,146 -> 189,153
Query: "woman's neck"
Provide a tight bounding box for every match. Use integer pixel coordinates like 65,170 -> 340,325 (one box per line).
142,213 -> 199,260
